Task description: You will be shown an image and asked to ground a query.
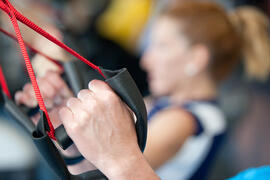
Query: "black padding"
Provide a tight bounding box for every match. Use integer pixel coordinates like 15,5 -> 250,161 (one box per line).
63,61 -> 84,95
55,125 -> 74,150
31,141 -> 107,180
32,130 -> 72,180
33,111 -> 107,180
63,154 -> 85,166
19,105 -> 40,116
101,68 -> 147,152
0,91 -> 35,133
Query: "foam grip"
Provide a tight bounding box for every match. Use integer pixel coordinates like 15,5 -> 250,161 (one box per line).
19,105 -> 40,116
55,124 -> 73,150
54,67 -> 147,152
0,91 -> 35,133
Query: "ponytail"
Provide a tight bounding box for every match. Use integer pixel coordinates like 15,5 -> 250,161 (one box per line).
230,6 -> 270,81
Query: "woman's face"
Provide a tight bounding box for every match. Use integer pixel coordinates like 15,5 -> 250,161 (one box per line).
141,16 -> 193,96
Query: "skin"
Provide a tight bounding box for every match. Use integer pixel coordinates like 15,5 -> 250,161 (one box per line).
15,75 -> 159,179
15,16 -> 217,179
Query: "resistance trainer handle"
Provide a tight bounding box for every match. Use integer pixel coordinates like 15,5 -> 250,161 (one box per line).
19,105 -> 40,117
0,92 -> 35,133
54,64 -> 148,152
19,61 -> 147,152
1,61 -> 147,180
31,63 -> 147,180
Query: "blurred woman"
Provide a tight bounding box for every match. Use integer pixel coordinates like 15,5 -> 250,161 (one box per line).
140,1 -> 270,179
15,1 -> 270,180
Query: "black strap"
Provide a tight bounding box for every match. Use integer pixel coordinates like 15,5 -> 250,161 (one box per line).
63,154 -> 85,166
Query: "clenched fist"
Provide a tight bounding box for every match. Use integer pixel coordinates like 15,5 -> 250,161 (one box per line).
59,80 -> 140,178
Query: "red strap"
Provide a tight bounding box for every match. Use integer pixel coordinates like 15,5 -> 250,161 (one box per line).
0,0 -> 107,139
2,0 -> 55,139
0,28 -> 63,71
0,64 -> 11,98
0,1 -> 105,77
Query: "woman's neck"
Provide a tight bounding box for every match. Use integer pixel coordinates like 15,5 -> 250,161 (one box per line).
169,72 -> 217,104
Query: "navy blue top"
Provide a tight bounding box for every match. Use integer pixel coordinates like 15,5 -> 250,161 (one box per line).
147,97 -> 226,180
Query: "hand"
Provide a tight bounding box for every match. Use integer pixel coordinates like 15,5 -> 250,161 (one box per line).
14,71 -> 80,157
15,71 -> 72,125
59,80 -> 141,177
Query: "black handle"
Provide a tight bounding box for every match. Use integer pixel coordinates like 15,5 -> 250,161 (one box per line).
2,60 -> 147,179
0,91 -> 35,133
33,66 -> 147,180
19,105 -> 40,116
54,66 -> 147,152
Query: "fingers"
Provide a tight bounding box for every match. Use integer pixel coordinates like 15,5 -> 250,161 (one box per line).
77,89 -> 96,113
15,91 -> 37,107
60,98 -> 91,138
67,97 -> 86,114
38,77 -> 57,98
59,78 -> 138,169
37,77 -> 57,108
45,70 -> 65,89
88,80 -> 112,93
15,71 -> 71,108
59,107 -> 75,131
88,80 -> 120,104
62,80 -> 118,129
66,97 -> 91,126
45,71 -> 73,98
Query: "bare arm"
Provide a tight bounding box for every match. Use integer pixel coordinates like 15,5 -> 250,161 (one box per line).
144,108 -> 196,169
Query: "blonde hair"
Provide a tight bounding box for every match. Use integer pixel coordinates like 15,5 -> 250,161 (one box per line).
230,6 -> 270,81
164,1 -> 270,82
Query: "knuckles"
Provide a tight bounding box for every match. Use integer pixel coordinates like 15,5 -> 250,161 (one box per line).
102,90 -> 119,105
77,89 -> 91,99
66,97 -> 79,108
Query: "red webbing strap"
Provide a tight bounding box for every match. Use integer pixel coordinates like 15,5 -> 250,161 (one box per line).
2,0 -> 55,139
0,1 -> 105,77
0,28 -> 63,70
0,0 -> 107,140
0,64 -> 11,98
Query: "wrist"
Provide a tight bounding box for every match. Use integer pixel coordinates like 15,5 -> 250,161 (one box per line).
67,159 -> 97,175
97,145 -> 159,180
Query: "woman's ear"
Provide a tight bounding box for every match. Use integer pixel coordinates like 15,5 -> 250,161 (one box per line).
188,44 -> 211,75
